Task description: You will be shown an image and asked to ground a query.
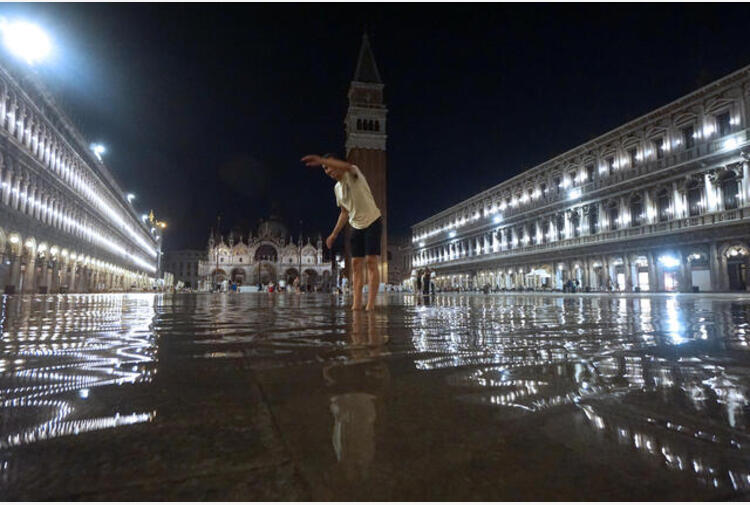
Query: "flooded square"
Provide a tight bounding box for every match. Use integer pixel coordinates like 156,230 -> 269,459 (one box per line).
2,292 -> 750,500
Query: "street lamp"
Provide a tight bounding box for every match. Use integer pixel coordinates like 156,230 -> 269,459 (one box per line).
0,19 -> 51,65
127,193 -> 135,203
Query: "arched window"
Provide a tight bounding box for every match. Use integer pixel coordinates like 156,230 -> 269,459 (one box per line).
721,172 -> 740,210
375,120 -> 380,131
357,119 -> 362,130
687,179 -> 703,217
607,201 -> 619,230
570,211 -> 580,237
556,213 -> 565,241
368,119 -> 374,130
630,195 -> 643,227
588,204 -> 598,234
657,189 -> 670,222
254,244 -> 278,262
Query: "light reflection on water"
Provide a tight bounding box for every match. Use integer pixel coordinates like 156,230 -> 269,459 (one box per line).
407,294 -> 750,493
0,294 -> 157,452
1,292 -> 750,497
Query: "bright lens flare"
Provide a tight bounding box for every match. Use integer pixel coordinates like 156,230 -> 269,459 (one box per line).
0,20 -> 51,64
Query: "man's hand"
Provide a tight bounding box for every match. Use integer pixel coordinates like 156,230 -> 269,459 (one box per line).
326,234 -> 336,250
301,154 -> 324,167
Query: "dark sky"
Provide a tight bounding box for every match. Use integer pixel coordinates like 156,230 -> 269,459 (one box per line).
3,3 -> 750,250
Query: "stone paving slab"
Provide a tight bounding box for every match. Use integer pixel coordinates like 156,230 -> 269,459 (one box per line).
1,359 -> 304,500
2,293 -> 750,500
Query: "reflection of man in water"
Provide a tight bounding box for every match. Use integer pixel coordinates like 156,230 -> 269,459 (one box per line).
325,310 -> 389,484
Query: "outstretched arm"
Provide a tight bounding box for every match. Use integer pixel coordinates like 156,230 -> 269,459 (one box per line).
327,209 -> 348,249
301,154 -> 354,173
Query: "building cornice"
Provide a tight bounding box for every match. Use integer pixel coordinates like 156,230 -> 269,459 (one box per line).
411,64 -> 750,229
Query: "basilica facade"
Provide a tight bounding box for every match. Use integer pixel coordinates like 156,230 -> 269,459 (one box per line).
198,217 -> 332,290
412,64 -> 750,293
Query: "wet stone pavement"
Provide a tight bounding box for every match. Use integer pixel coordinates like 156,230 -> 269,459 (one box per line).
2,292 -> 750,500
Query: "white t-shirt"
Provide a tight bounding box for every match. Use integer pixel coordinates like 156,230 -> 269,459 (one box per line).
334,165 -> 381,229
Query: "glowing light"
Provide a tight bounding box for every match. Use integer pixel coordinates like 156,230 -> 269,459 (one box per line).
127,193 -> 135,202
724,138 -> 738,150
568,188 -> 582,200
449,231 -> 456,238
493,215 -> 503,224
0,19 -> 51,64
90,143 -> 106,161
658,255 -> 680,268
9,235 -> 19,244
419,241 -> 425,247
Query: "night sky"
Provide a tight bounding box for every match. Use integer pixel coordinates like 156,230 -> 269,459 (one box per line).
3,3 -> 750,251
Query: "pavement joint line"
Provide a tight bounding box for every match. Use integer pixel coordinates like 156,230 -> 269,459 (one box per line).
247,366 -> 315,499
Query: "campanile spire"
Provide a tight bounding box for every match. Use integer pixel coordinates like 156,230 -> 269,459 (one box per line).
344,32 -> 389,282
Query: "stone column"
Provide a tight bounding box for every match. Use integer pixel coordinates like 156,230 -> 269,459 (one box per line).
40,192 -> 48,224
6,101 -> 17,136
2,166 -> 11,205
718,248 -> 729,292
22,255 -> 36,294
27,184 -> 37,218
77,267 -> 88,292
68,264 -> 77,293
42,262 -> 52,293
709,242 -> 722,291
7,252 -> 21,293
623,254 -> 633,291
705,173 -> 717,213
15,105 -> 26,143
50,260 -> 60,293
680,250 -> 693,293
10,172 -> 21,209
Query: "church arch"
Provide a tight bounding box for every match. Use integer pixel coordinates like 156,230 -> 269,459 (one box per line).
254,243 -> 278,262
230,267 -> 246,285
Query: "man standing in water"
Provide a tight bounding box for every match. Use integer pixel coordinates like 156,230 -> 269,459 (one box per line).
302,153 -> 382,311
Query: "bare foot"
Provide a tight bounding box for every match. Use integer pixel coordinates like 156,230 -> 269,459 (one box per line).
351,304 -> 363,311
365,304 -> 375,312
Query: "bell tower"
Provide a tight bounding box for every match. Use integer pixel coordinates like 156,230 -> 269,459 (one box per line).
345,32 -> 388,282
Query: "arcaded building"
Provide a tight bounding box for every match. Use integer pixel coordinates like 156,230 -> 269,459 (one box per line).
412,64 -> 750,292
0,53 -> 161,293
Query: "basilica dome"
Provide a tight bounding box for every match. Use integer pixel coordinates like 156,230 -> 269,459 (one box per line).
257,215 -> 289,239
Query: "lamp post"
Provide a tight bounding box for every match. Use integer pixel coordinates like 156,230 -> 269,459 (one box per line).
298,220 -> 303,292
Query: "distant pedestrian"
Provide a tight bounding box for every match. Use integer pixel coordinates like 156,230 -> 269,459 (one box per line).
422,268 -> 432,296
302,153 -> 383,311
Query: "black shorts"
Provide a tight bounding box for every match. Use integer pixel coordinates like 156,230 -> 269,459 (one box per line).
350,217 -> 382,258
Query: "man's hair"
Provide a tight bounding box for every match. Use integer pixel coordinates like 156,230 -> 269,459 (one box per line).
322,153 -> 357,179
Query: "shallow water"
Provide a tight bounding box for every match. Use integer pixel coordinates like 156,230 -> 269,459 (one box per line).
2,292 -> 750,499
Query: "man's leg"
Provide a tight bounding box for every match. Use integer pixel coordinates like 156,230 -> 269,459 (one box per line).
365,255 -> 379,311
352,257 -> 364,310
